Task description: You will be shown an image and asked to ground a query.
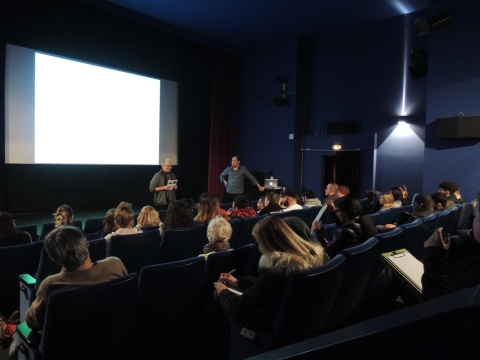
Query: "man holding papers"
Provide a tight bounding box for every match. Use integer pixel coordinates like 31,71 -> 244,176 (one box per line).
149,159 -> 178,210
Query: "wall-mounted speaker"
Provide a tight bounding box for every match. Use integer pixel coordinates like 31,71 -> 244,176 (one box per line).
436,116 -> 480,139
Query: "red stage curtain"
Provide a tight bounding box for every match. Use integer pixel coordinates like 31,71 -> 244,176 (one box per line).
207,52 -> 238,199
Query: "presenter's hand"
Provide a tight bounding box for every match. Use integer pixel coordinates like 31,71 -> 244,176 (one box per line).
258,185 -> 265,192
172,184 -> 178,190
223,180 -> 228,187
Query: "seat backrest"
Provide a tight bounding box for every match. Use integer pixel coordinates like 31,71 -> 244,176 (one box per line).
288,208 -> 313,225
83,217 -> 104,234
234,216 -> 263,248
368,213 -> 380,226
326,237 -> 380,329
228,218 -> 241,249
205,243 -> 257,284
0,242 -> 44,315
108,230 -> 162,273
455,202 -> 474,232
138,257 -> 206,324
273,254 -> 346,345
435,210 -> 451,232
16,224 -> 38,242
400,219 -> 423,260
159,225 -> 207,263
446,205 -> 460,234
376,209 -> 390,226
39,220 -> 83,241
40,274 -> 138,359
387,207 -> 406,224
371,227 -> 404,281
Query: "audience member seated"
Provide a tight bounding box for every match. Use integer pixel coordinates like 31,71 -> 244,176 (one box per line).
280,188 -> 303,212
0,211 -> 32,247
180,198 -> 197,217
312,197 -> 378,258
324,182 -> 339,202
213,216 -> 325,329
194,193 -> 230,224
54,204 -> 75,227
390,187 -> 404,208
359,191 -> 480,320
430,192 -> 452,212
201,215 -> 232,257
7,226 -> 127,357
382,193 -> 435,231
161,200 -> 196,232
379,192 -> 395,211
99,208 -> 117,237
104,201 -> 142,250
302,189 -> 322,208
400,184 -> 411,204
438,181 -> 464,205
135,205 -> 162,232
256,196 -> 266,214
228,195 -> 257,218
258,192 -> 282,215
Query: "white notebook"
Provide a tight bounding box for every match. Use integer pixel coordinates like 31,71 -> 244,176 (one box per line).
381,248 -> 423,294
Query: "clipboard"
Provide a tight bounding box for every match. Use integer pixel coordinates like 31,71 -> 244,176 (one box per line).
381,248 -> 423,294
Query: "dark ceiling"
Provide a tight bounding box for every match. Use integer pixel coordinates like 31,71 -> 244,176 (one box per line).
85,0 -> 433,52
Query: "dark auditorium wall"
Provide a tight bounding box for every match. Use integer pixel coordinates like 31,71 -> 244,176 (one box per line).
423,0 -> 480,201
0,0 -> 214,212
235,11 -> 428,198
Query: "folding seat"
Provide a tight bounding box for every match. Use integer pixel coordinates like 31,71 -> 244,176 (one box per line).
0,242 -> 43,316
229,255 -> 346,360
326,237 -> 380,329
17,274 -> 138,360
159,225 -> 206,263
108,229 -> 162,273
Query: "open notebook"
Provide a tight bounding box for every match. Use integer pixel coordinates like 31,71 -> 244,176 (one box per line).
381,248 -> 423,294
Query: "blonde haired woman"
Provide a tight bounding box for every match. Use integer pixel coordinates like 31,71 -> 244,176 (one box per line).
54,204 -> 74,228
104,201 -> 142,250
214,215 -> 326,327
379,192 -> 395,211
136,205 -> 162,232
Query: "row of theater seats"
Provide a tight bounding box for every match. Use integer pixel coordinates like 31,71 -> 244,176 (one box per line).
14,242 -> 263,359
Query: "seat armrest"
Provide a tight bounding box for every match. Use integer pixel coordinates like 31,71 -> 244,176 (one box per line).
17,322 -> 41,360
19,274 -> 37,322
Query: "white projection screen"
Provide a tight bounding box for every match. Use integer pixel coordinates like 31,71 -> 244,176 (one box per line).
5,44 -> 178,165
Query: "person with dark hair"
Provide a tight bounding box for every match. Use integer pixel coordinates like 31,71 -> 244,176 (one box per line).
399,185 -> 411,204
219,156 -> 264,203
302,189 -> 322,208
256,196 -> 266,213
281,188 -> 303,212
258,192 -> 282,215
180,198 -> 197,217
0,211 -> 32,247
312,197 -> 378,258
149,159 -> 178,210
438,181 -> 463,204
99,208 -> 117,237
213,216 -> 325,328
54,204 -> 74,228
228,195 -> 257,218
431,192 -> 449,212
162,200 -> 195,231
382,193 -> 435,231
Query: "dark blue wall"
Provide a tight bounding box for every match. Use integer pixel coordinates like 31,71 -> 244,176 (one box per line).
424,0 -> 480,201
236,2 -> 480,201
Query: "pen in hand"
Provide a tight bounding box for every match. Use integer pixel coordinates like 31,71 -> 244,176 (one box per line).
226,269 -> 236,276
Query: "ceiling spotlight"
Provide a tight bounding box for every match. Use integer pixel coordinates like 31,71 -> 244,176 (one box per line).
332,144 -> 342,151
